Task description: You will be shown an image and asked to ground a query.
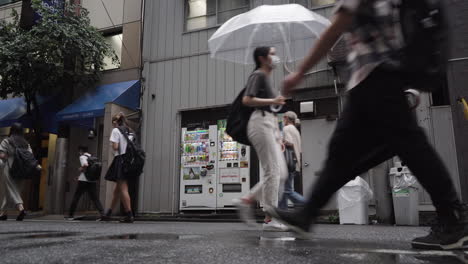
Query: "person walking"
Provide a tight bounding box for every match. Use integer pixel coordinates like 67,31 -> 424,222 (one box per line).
268,0 -> 468,250
278,111 -> 305,209
65,146 -> 104,220
0,123 -> 40,221
101,113 -> 135,223
233,46 -> 288,231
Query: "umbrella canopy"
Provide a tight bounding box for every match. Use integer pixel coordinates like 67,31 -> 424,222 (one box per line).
208,4 -> 331,64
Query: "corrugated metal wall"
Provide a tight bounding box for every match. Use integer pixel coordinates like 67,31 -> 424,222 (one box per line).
140,0 -> 337,212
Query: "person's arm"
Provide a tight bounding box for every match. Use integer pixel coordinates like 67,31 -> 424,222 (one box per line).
110,129 -> 120,152
0,139 -> 9,160
283,139 -> 294,148
283,10 -> 354,95
242,72 -> 286,107
112,142 -> 119,151
282,126 -> 294,148
242,96 -> 285,107
78,155 -> 89,172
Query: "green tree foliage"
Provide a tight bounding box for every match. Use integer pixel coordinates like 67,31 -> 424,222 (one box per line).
0,0 -> 118,115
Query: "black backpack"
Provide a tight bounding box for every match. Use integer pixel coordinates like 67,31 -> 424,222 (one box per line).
359,0 -> 448,91
84,155 -> 102,181
118,127 -> 145,177
226,87 -> 254,146
398,0 -> 448,91
9,140 -> 39,179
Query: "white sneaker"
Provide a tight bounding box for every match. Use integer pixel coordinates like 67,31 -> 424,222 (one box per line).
233,198 -> 256,227
263,220 -> 289,232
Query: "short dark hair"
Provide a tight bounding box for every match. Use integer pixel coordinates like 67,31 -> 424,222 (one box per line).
78,146 -> 88,153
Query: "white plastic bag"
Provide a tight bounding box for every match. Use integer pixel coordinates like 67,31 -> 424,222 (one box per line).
337,176 -> 373,210
390,166 -> 417,191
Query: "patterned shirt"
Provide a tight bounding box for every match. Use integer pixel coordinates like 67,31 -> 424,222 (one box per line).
334,0 -> 404,90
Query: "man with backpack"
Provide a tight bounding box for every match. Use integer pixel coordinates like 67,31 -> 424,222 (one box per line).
268,0 -> 468,250
65,146 -> 104,220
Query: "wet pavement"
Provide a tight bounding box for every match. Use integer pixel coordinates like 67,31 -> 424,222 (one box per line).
0,220 -> 466,264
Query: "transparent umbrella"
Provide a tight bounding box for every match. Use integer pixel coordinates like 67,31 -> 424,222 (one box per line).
208,4 -> 330,112
208,4 -> 331,65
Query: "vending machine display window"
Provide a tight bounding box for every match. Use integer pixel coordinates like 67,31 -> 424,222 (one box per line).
182,130 -> 210,166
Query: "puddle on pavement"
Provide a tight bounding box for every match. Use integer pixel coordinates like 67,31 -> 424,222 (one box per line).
286,246 -> 468,264
259,237 -> 296,241
19,232 -> 78,239
6,241 -> 72,251
95,233 -> 203,241
256,236 -> 468,263
337,252 -> 468,264
0,231 -> 57,235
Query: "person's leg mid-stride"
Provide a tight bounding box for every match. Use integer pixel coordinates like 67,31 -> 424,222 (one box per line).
269,67 -> 466,250
266,0 -> 466,250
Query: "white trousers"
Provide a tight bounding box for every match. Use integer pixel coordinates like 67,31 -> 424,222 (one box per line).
0,160 -> 24,211
247,110 -> 287,212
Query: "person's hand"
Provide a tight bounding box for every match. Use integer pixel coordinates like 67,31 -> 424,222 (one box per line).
282,72 -> 303,96
281,142 -> 286,152
272,95 -> 286,106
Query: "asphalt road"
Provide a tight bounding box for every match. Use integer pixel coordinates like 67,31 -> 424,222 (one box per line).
0,220 -> 466,264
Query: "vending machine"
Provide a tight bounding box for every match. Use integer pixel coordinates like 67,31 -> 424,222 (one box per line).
179,126 -> 218,210
216,120 -> 251,209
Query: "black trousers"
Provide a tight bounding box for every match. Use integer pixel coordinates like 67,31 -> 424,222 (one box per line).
68,181 -> 104,216
303,67 -> 459,223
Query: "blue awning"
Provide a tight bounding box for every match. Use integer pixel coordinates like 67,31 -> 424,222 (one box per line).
0,96 -> 59,133
0,97 -> 28,127
56,80 -> 140,122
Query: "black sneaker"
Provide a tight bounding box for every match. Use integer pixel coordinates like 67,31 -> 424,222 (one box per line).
64,216 -> 75,221
98,215 -> 112,222
411,224 -> 468,250
16,210 -> 26,221
266,207 -> 310,239
119,215 -> 134,223
0,214 -> 7,221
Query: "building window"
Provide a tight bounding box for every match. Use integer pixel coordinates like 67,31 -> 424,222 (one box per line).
103,33 -> 122,71
185,0 -> 249,31
290,0 -> 336,8
0,0 -> 20,6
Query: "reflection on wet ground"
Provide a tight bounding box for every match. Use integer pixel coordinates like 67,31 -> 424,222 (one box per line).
0,231 -> 57,235
1,229 -> 467,263
6,241 -> 73,251
95,233 -> 203,240
19,232 -> 78,239
256,236 -> 468,264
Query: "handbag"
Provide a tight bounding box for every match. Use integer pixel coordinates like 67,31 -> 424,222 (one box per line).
284,146 -> 297,172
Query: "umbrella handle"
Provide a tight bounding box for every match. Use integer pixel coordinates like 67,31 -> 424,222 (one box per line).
270,104 -> 283,113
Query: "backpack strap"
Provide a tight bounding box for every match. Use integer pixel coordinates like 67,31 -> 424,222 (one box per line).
117,127 -> 136,150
